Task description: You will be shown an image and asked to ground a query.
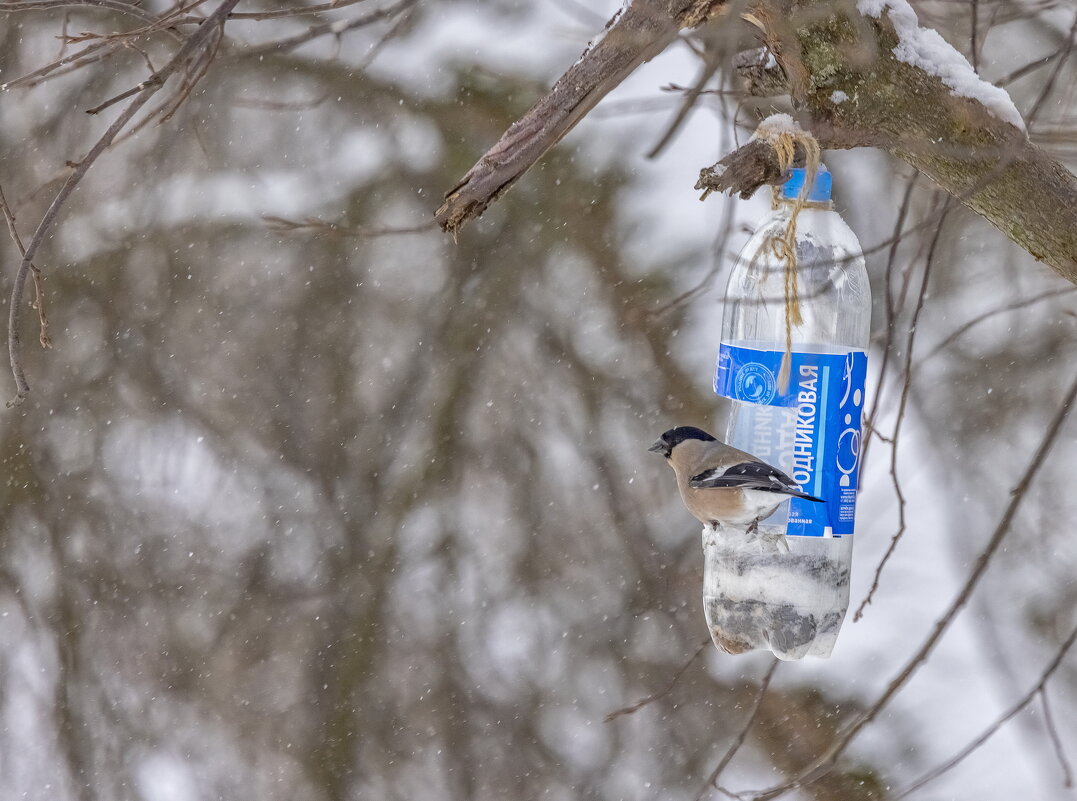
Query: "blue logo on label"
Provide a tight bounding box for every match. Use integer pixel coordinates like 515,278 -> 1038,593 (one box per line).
835,351 -> 864,490
715,343 -> 868,538
734,363 -> 777,404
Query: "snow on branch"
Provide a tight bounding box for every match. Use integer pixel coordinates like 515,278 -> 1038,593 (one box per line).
857,0 -> 1025,130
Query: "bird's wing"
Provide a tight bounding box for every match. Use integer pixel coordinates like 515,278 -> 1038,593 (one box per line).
689,461 -> 823,502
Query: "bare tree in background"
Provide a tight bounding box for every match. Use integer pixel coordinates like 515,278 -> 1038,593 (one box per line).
0,2 -> 1075,801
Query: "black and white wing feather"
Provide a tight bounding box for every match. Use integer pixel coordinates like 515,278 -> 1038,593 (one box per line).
689,461 -> 824,502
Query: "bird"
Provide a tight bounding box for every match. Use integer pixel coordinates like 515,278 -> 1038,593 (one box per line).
648,425 -> 824,533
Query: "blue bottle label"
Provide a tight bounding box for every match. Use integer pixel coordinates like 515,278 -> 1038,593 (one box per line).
714,343 -> 868,537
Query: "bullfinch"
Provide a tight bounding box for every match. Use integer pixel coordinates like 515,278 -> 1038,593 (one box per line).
648,425 -> 823,532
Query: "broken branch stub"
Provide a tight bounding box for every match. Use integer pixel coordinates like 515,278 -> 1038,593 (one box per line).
696,138 -> 833,200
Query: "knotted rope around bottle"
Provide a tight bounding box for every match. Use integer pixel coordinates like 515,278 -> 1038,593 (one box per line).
751,120 -> 823,393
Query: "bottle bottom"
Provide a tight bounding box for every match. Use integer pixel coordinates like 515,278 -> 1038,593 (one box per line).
702,525 -> 852,660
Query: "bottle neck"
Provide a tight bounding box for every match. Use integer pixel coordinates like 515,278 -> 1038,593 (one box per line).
775,197 -> 835,212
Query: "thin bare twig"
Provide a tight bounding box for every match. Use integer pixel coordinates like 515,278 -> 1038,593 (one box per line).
159,19 -> 224,122
1024,9 -> 1077,130
0,0 -> 161,25
57,10 -> 71,58
919,286 -> 1077,364
892,622 -> 1077,799
0,187 -> 52,349
855,200 -> 952,622
660,82 -> 741,96
233,93 -> 331,112
237,1 -> 415,58
742,373 -> 1077,800
2,39 -> 120,89
6,0 -> 243,406
644,198 -> 738,320
353,0 -> 415,71
969,0 -> 979,71
1,0 -> 203,90
227,0 -> 373,20
694,658 -> 779,801
1041,688 -> 1074,789
997,49 -> 1060,88
263,216 -> 437,238
647,42 -> 722,158
123,38 -> 160,76
85,74 -> 163,115
82,2 -> 221,117
859,170 -> 920,471
604,638 -> 710,722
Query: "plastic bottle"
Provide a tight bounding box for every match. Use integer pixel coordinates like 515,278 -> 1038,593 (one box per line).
706,166 -> 870,660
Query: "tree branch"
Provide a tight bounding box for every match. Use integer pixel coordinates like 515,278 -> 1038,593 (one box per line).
695,658 -> 780,801
703,0 -> 1077,285
603,637 -> 710,722
434,0 -> 727,233
436,0 -> 1077,286
5,0 -> 243,406
892,622 -> 1077,799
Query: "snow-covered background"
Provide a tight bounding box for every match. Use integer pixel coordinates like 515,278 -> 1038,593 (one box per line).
0,1 -> 1075,800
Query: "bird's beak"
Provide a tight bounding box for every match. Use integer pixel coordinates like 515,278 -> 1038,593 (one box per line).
647,439 -> 666,454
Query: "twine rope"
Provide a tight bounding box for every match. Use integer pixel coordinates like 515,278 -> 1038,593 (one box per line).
751,121 -> 822,392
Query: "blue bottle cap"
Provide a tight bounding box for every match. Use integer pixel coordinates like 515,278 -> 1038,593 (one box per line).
781,166 -> 832,201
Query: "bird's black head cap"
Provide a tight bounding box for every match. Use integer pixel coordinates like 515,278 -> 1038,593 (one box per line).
648,426 -> 716,458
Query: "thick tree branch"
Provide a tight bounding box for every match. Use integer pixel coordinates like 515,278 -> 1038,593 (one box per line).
700,7 -> 1077,284
713,0 -> 1077,285
434,0 -> 727,233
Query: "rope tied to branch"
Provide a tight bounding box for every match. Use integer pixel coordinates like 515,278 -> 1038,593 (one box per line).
750,116 -> 822,392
